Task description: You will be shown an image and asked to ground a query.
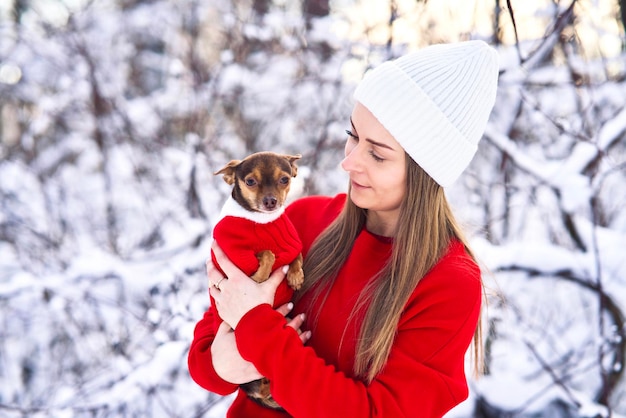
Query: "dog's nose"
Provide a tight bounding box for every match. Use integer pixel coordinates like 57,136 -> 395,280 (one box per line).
263,196 -> 277,210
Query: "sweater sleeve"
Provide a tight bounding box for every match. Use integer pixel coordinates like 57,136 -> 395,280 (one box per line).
234,245 -> 482,418
187,304 -> 239,395
212,217 -> 260,276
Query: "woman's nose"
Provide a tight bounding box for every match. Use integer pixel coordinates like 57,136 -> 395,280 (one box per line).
341,143 -> 360,172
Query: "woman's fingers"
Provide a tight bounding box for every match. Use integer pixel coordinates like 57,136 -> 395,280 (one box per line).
286,312 -> 306,330
275,302 -> 294,317
205,256 -> 224,288
275,303 -> 311,344
211,241 -> 241,279
286,312 -> 312,344
265,264 -> 288,289
299,331 -> 312,344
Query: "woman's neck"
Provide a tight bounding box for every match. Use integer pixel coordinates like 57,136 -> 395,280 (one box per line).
365,210 -> 398,237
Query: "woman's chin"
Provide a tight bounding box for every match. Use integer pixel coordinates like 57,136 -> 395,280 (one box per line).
349,189 -> 369,209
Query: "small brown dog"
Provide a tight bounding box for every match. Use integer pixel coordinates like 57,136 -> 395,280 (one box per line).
210,151 -> 304,410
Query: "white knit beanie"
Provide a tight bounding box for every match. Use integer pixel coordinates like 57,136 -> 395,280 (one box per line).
353,40 -> 499,187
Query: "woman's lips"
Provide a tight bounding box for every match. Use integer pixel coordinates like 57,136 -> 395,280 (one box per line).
351,179 -> 368,189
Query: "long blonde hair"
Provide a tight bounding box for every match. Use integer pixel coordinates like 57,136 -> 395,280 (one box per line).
295,156 -> 484,383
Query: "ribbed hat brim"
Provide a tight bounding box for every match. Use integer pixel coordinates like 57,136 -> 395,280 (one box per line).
353,41 -> 499,187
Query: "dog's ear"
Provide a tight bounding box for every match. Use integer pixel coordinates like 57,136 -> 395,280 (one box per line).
284,154 -> 302,177
214,160 -> 241,185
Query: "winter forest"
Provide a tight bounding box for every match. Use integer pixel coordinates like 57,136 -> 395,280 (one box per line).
1,0 -> 625,417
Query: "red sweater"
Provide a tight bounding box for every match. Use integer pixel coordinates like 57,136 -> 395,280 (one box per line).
189,194 -> 482,418
211,208 -> 303,310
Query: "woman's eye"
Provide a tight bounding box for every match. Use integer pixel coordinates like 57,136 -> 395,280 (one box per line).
245,178 -> 257,187
369,150 -> 384,162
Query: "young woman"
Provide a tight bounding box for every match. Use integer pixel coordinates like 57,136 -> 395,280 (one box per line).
189,40 -> 499,418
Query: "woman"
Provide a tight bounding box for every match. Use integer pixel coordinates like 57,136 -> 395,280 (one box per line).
189,40 -> 499,417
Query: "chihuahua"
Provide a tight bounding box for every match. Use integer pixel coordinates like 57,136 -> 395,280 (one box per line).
210,151 -> 304,410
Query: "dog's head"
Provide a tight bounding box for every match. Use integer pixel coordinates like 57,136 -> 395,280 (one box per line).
215,151 -> 301,213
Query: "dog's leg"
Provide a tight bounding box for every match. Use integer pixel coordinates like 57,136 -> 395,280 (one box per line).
241,378 -> 283,410
286,253 -> 304,290
251,250 -> 275,282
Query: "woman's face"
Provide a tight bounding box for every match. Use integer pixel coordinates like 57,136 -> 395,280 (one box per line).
341,102 -> 407,218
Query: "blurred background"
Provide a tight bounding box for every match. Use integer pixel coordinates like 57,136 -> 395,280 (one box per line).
0,0 -> 625,417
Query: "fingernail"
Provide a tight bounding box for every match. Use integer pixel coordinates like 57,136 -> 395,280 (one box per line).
287,302 -> 294,311
300,313 -> 306,321
282,265 -> 288,274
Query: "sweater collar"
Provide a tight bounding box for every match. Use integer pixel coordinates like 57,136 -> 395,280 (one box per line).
218,196 -> 285,224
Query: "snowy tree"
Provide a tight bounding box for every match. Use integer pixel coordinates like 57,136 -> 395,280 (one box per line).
0,0 -> 625,417
453,2 -> 626,416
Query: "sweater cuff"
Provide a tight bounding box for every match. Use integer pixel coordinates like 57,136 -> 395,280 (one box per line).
235,304 -> 295,374
188,338 -> 239,395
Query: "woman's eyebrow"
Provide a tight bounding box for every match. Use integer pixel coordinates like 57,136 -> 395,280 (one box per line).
350,117 -> 395,151
366,138 -> 395,150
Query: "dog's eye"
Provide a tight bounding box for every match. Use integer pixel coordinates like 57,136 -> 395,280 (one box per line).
245,178 -> 257,187
279,176 -> 289,185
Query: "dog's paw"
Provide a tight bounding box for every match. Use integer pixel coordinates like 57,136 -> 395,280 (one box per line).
287,267 -> 304,290
252,250 -> 275,282
286,253 -> 304,290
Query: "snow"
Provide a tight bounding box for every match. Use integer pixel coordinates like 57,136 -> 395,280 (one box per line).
1,0 -> 625,417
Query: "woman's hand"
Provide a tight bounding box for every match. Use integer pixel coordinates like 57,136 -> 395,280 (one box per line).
211,321 -> 263,384
207,242 -> 285,329
211,303 -> 311,384
211,302 -> 311,384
